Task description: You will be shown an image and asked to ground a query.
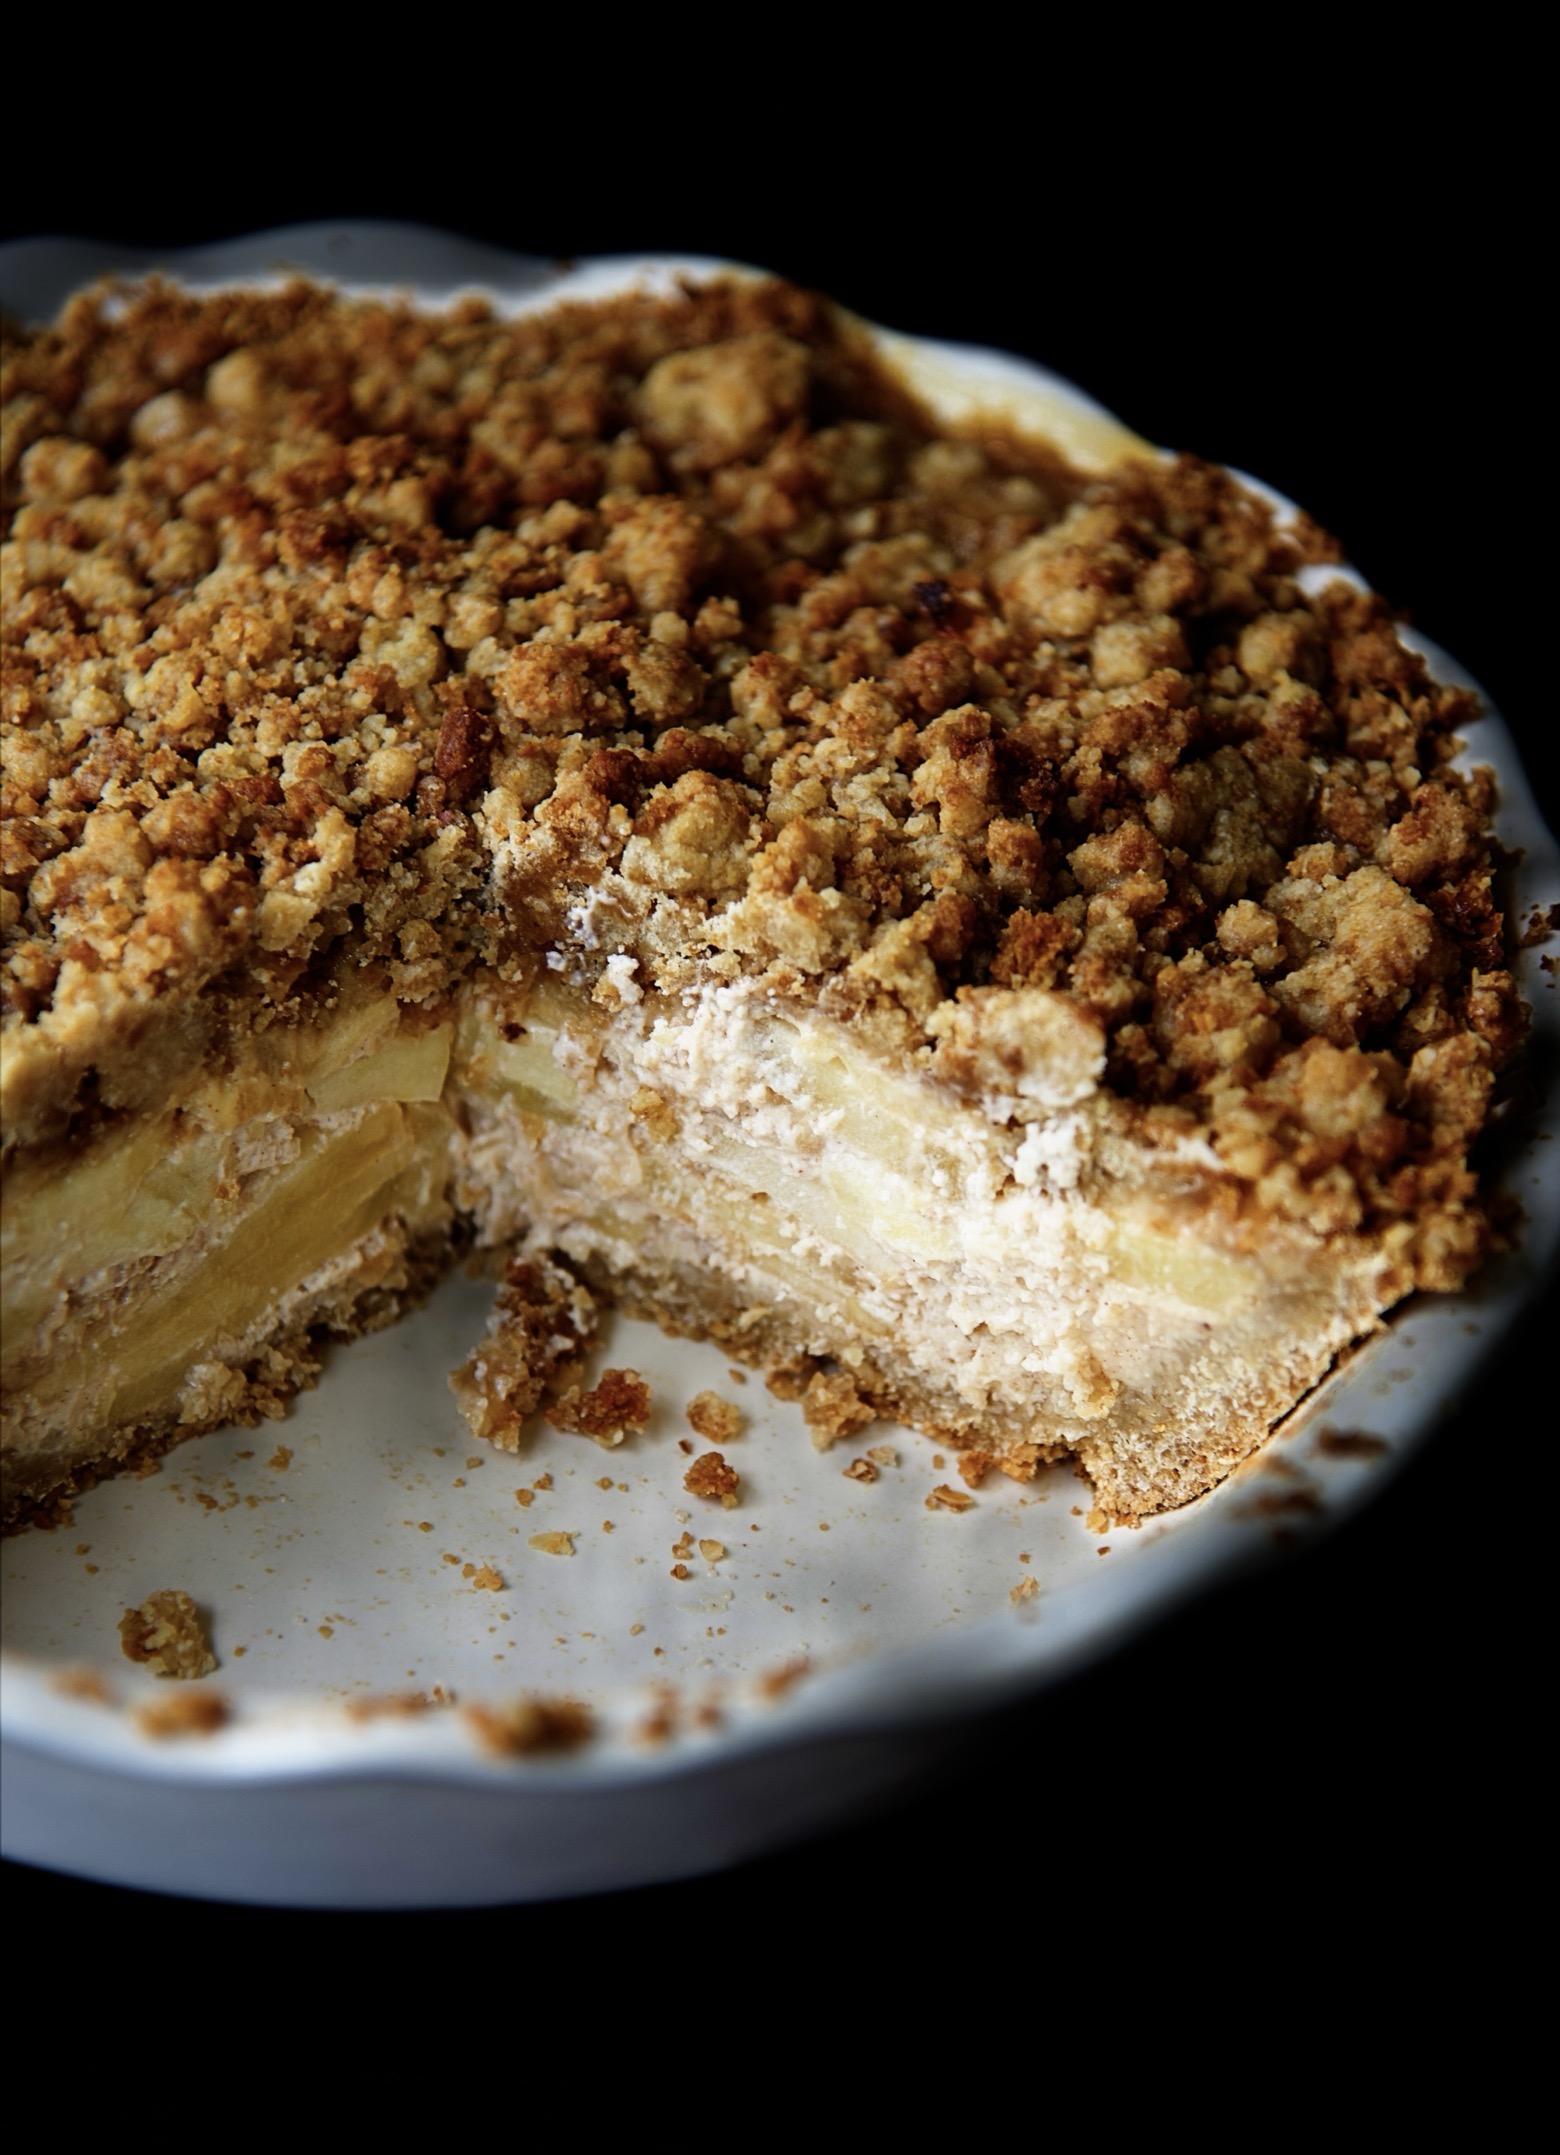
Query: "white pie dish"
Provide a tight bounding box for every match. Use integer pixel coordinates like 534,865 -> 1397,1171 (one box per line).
2,223 -> 1556,1907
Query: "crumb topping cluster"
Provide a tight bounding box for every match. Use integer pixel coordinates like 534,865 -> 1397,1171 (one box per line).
1,274 -> 1522,1277
117,1587 -> 216,1679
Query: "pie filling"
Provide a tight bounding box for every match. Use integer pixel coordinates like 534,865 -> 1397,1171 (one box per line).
1,963 -> 1405,1521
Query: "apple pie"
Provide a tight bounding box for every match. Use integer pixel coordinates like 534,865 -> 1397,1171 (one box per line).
0,269 -> 1524,1527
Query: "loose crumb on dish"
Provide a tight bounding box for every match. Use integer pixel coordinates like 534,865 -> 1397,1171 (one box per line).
465,1695 -> 594,1757
1011,1575 -> 1040,1602
842,1456 -> 878,1482
137,1689 -> 230,1739
683,1450 -> 740,1506
687,1389 -> 743,1442
346,1690 -> 450,1720
51,1666 -> 115,1704
926,1484 -> 975,1513
801,1370 -> 875,1451
636,1688 -> 679,1746
757,1656 -> 813,1700
527,1531 -> 575,1556
118,1590 -> 217,1678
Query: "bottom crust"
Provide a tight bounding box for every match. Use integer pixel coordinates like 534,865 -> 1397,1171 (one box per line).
3,1195 -> 1392,1530
567,1234 -> 1382,1522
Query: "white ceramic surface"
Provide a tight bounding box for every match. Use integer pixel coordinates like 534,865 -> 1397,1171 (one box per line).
3,226 -> 1557,1906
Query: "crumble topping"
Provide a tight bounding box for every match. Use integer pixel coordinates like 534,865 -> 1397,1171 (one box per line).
801,1367 -> 877,1449
683,1450 -> 740,1506
448,1253 -> 596,1448
546,1365 -> 651,1446
1,272 -> 1521,1282
687,1388 -> 743,1442
117,1587 -> 216,1678
527,1530 -> 575,1555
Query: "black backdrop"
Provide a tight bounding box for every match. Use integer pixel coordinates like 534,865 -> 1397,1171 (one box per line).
2,105 -> 1551,2009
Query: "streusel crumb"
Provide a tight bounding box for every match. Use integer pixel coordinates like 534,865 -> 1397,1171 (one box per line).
547,1367 -> 651,1446
683,1450 -> 740,1506
3,272 -> 1518,1284
118,1589 -> 216,1678
449,1254 -> 596,1449
687,1389 -> 743,1442
801,1368 -> 875,1450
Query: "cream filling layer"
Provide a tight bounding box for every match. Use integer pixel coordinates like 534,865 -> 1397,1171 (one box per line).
1,996 -> 454,1459
2,967 -> 1404,1481
449,977 -> 1398,1438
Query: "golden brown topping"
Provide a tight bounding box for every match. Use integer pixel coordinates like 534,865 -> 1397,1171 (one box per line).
1,272 -> 1518,1282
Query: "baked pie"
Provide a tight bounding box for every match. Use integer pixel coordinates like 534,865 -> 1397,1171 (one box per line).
0,270 -> 1524,1528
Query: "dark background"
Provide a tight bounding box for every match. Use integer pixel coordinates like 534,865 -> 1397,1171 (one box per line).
1,90 -> 1550,1998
